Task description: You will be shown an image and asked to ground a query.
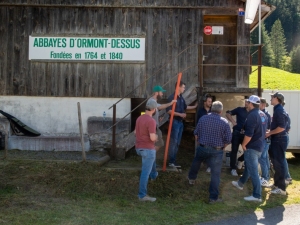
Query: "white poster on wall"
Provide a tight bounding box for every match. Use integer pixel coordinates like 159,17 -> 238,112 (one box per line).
29,36 -> 145,61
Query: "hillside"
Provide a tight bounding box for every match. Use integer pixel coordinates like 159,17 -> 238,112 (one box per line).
249,66 -> 300,90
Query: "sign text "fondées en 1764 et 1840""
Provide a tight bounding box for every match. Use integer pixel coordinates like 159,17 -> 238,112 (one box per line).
29,36 -> 145,61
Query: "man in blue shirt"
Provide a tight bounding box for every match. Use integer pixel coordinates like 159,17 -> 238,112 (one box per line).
226,100 -> 249,176
166,81 -> 198,167
196,94 -> 213,173
282,102 -> 292,185
196,94 -> 212,123
232,95 -> 267,202
258,98 -> 272,187
266,92 -> 288,195
188,101 -> 231,204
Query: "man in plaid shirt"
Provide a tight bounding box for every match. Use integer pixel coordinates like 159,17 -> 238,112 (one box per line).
188,101 -> 231,204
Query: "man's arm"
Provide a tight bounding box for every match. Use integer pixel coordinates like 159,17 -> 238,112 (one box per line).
223,123 -> 232,148
149,133 -> 158,142
157,100 -> 177,110
186,101 -> 198,110
241,135 -> 251,151
265,127 -> 285,138
226,113 -> 237,126
167,110 -> 186,118
266,112 -> 287,137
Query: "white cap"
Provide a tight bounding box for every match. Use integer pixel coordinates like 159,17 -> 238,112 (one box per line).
247,95 -> 260,104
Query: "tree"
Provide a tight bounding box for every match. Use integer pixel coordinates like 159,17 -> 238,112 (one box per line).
270,19 -> 287,69
290,45 -> 300,73
250,23 -> 274,66
264,0 -> 300,52
261,24 -> 275,66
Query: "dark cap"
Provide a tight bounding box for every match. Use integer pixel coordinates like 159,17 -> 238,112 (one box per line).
260,97 -> 269,107
260,97 -> 267,103
146,98 -> 157,110
153,85 -> 166,92
270,92 -> 285,103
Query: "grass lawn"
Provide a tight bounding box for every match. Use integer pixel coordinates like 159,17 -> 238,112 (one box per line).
250,66 -> 300,90
1,136 -> 299,225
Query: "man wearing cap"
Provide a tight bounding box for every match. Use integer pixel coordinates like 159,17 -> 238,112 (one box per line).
135,99 -> 158,202
166,81 -> 198,167
188,101 -> 231,204
147,85 -> 177,151
226,99 -> 249,176
232,95 -> 267,202
282,102 -> 292,185
258,98 -> 272,187
266,92 -> 288,195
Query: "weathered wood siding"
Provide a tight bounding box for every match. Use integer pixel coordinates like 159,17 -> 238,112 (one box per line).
0,0 -> 248,98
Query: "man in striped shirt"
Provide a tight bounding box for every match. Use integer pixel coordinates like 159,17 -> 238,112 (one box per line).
188,101 -> 231,204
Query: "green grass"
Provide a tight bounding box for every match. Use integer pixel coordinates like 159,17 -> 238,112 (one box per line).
0,145 -> 299,225
250,66 -> 300,90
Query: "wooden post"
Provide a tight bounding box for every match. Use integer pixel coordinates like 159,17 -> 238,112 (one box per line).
197,43 -> 204,152
258,44 -> 262,96
77,102 -> 86,162
198,43 -> 204,90
4,131 -> 8,159
163,72 -> 182,171
112,104 -> 116,159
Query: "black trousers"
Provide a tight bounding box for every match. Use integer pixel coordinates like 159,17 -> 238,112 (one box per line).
230,130 -> 245,170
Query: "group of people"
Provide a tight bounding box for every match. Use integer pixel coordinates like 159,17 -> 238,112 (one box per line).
134,82 -> 291,203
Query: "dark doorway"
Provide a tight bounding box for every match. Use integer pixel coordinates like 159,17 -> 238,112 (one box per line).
130,98 -> 146,132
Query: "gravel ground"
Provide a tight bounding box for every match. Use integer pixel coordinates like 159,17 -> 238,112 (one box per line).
1,149 -> 107,161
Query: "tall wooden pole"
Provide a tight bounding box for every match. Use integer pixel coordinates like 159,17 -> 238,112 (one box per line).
77,102 -> 86,162
162,72 -> 182,171
258,44 -> 262,96
112,104 -> 116,159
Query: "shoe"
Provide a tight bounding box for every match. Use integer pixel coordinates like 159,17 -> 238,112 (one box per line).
285,178 -> 292,185
260,178 -> 270,187
266,184 -> 277,189
139,195 -> 156,202
188,177 -> 195,185
168,163 -> 181,168
237,161 -> 243,170
244,196 -> 262,202
206,167 -> 211,173
209,198 -> 223,204
231,169 -> 238,176
270,188 -> 286,195
232,181 -> 243,190
150,172 -> 158,181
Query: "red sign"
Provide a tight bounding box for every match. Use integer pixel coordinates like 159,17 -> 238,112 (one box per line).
204,26 -> 212,35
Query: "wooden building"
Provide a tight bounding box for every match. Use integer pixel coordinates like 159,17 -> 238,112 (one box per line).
0,1 -> 275,157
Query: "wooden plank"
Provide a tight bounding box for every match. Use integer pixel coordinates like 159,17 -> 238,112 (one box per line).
145,8 -> 153,95
6,7 -> 14,95
0,7 -> 8,95
151,8 -> 161,88
13,6 -> 22,95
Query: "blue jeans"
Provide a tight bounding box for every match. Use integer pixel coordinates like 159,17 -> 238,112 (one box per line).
168,120 -> 184,164
230,130 -> 245,170
188,145 -> 223,200
136,149 -> 157,198
284,135 -> 291,179
238,149 -> 262,199
258,140 -> 270,181
269,135 -> 287,191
